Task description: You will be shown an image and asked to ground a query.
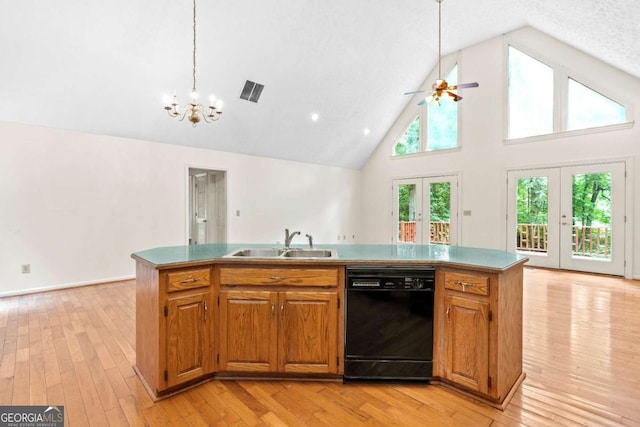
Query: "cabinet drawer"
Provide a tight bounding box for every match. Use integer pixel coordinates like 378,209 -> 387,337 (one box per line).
219,267 -> 338,287
166,268 -> 211,292
443,271 -> 489,296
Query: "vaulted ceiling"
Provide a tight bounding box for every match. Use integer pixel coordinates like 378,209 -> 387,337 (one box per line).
1,0 -> 638,169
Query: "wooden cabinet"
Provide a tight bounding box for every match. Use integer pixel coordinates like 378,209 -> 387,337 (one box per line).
166,290 -> 211,387
434,265 -> 524,407
135,263 -> 214,398
217,265 -> 342,375
219,289 -> 278,372
443,294 -> 490,394
279,290 -> 338,374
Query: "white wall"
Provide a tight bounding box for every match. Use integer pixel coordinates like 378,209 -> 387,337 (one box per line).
360,27 -> 640,278
0,122 -> 361,296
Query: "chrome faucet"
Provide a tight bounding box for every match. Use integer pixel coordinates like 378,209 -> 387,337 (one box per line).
305,234 -> 313,248
284,228 -> 301,248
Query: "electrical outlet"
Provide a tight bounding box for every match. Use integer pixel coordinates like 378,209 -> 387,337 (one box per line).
21,264 -> 30,274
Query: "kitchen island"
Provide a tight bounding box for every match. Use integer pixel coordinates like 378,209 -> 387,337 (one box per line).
132,243 -> 527,409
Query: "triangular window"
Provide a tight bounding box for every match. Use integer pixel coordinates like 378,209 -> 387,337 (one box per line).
567,78 -> 626,131
393,115 -> 420,155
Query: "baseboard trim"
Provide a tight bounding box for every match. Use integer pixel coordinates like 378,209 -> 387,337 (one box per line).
0,275 -> 135,297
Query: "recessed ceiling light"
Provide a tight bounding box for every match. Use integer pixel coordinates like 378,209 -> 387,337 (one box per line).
310,113 -> 320,122
363,128 -> 370,136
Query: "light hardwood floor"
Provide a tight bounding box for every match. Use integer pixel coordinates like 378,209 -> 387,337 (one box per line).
0,267 -> 639,426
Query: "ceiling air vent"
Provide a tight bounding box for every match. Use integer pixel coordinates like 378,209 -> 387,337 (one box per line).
239,80 -> 264,103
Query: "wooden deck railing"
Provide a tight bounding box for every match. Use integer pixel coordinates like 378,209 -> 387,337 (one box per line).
399,221 -> 417,242
398,221 -> 449,244
400,221 -> 611,257
516,223 -> 611,257
516,224 -> 548,253
573,226 -> 610,257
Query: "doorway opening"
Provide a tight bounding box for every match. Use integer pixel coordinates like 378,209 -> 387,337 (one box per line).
506,162 -> 626,276
188,168 -> 227,245
392,175 -> 459,245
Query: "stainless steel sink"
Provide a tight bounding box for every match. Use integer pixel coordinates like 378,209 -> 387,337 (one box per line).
227,248 -> 286,258
224,247 -> 337,259
282,249 -> 334,258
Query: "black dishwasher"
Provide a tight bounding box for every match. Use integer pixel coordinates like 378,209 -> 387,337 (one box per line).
344,265 -> 435,382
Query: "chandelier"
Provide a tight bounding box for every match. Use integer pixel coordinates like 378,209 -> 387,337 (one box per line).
163,0 -> 223,126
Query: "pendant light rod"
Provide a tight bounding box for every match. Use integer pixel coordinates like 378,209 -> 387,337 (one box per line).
192,0 -> 197,93
437,0 -> 443,80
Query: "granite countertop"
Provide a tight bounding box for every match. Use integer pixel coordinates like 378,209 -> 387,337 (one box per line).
132,243 -> 528,272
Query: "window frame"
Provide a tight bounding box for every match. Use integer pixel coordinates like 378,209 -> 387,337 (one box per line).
504,39 -> 634,144
392,112 -> 424,156
392,55 -> 462,158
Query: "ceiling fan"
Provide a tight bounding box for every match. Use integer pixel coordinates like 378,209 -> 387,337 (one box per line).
404,0 -> 479,106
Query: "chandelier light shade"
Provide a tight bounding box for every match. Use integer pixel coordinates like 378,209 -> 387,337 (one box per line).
163,0 -> 223,126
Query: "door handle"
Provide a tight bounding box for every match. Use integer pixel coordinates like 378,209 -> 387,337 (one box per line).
271,303 -> 275,317
203,301 -> 208,321
446,305 -> 450,321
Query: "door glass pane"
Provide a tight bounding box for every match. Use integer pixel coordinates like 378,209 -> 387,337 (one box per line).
516,177 -> 549,253
398,184 -> 417,243
572,173 -> 612,259
429,182 -> 450,244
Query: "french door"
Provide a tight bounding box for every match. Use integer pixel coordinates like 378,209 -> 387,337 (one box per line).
392,175 -> 459,245
507,162 -> 625,275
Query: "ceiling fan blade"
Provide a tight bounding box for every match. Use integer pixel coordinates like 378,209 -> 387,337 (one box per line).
447,91 -> 462,102
450,82 -> 479,90
404,89 -> 428,95
417,97 -> 428,106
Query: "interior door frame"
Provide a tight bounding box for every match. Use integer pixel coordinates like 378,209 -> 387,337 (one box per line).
392,173 -> 461,245
505,158 -> 633,279
186,166 -> 228,245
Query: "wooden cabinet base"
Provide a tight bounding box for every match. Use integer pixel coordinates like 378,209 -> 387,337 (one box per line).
136,364 -> 524,408
432,372 -> 526,410
134,366 -> 342,402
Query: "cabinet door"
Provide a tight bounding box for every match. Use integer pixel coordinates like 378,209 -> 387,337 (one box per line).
278,291 -> 338,374
166,291 -> 212,387
444,294 -> 490,395
219,290 -> 278,372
